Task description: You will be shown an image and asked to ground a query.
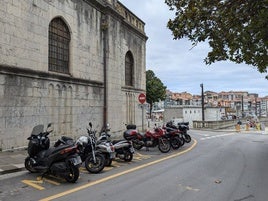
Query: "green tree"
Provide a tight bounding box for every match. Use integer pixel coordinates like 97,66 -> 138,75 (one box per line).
165,0 -> 268,78
146,70 -> 167,118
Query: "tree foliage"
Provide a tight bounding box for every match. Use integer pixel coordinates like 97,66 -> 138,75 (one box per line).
165,0 -> 268,78
146,70 -> 167,117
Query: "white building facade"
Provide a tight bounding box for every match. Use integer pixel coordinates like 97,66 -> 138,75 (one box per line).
164,106 -> 223,128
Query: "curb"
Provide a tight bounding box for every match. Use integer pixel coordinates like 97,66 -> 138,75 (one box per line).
0,164 -> 25,175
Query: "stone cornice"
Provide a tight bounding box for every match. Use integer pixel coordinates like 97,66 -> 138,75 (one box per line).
0,65 -> 103,88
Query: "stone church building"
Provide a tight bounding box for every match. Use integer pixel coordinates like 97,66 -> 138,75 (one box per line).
0,0 -> 147,150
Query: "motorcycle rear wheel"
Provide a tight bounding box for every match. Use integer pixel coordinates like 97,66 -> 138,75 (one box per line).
158,138 -> 171,153
65,164 -> 79,183
85,153 -> 105,174
24,157 -> 38,173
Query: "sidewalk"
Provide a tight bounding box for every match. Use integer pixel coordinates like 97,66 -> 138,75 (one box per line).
0,149 -> 27,175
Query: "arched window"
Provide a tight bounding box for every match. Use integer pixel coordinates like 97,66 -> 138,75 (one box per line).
48,17 -> 70,74
125,51 -> 134,86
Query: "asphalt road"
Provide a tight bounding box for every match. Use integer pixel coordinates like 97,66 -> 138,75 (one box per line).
1,130 -> 268,201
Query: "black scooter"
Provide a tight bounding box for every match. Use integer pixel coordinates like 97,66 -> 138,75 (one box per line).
24,123 -> 82,183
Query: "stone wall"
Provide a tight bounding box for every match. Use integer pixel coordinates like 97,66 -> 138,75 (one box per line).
0,0 -> 147,150
0,70 -> 104,150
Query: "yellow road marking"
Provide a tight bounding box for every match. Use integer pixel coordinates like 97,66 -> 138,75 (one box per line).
43,175 -> 66,183
110,161 -> 121,167
135,152 -> 144,157
43,178 -> 61,186
103,166 -> 113,171
22,179 -> 45,190
39,139 -> 197,201
134,153 -> 151,160
80,167 -> 89,173
22,176 -> 61,190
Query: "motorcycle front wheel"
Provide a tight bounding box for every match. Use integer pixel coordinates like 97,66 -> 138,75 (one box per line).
24,157 -> 38,173
133,141 -> 143,150
105,158 -> 113,166
123,150 -> 133,162
158,137 -> 171,153
183,134 -> 191,143
170,136 -> 182,150
85,153 -> 105,174
178,134 -> 185,146
65,164 -> 79,183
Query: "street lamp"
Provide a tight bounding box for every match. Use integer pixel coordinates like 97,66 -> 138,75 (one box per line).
200,83 -> 205,127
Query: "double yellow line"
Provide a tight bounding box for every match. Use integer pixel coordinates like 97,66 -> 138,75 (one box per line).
40,139 -> 197,201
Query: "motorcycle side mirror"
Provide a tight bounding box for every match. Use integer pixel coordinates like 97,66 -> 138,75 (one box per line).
46,123 -> 53,133
89,122 -> 92,128
106,123 -> 111,131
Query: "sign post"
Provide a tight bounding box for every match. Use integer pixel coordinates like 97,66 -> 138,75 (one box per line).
138,93 -> 146,131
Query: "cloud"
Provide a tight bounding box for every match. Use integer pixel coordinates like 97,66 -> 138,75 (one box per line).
119,0 -> 268,97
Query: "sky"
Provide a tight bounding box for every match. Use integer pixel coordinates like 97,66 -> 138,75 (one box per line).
119,0 -> 268,97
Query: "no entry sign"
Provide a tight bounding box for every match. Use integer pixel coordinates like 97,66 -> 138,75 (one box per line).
138,93 -> 146,104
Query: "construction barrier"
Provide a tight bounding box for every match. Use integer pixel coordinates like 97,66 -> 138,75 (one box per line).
256,123 -> 261,131
265,127 -> 268,134
235,124 -> 241,132
245,123 -> 250,131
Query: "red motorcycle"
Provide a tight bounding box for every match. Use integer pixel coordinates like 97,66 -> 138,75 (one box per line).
123,124 -> 171,153
166,121 -> 191,144
162,124 -> 184,150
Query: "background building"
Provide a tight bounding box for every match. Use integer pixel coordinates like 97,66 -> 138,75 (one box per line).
154,90 -> 268,128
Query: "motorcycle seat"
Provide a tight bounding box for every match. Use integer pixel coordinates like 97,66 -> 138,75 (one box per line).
112,139 -> 126,144
45,144 -> 73,157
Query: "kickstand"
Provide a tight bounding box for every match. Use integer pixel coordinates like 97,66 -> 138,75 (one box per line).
41,171 -> 48,179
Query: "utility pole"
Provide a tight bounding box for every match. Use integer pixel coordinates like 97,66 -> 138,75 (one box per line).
255,97 -> 257,116
241,96 -> 244,117
200,83 -> 205,127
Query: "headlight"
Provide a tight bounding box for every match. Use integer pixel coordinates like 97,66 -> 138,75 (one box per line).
76,136 -> 88,146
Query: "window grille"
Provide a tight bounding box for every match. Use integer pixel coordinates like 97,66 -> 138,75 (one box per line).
125,51 -> 134,86
48,18 -> 70,74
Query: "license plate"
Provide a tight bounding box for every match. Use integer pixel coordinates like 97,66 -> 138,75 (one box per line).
130,147 -> 135,153
110,152 -> 116,159
70,156 -> 82,165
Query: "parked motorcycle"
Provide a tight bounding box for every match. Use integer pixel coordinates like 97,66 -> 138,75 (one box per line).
163,124 -> 184,149
166,121 -> 191,143
95,124 -> 116,166
25,123 -> 82,183
98,124 -> 134,162
124,124 -> 171,153
54,122 -> 106,174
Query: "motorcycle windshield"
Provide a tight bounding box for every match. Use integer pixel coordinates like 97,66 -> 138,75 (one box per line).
31,124 -> 44,136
